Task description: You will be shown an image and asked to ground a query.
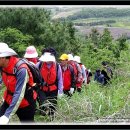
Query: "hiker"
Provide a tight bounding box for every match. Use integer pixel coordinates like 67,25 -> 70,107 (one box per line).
101,61 -> 113,85
94,69 -> 105,85
24,45 -> 39,65
86,69 -> 93,84
68,54 -> 84,92
42,47 -> 57,57
73,56 -> 84,92
0,43 -> 37,124
59,54 -> 75,96
36,51 -> 63,117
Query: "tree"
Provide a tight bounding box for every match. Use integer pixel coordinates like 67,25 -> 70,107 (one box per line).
0,27 -> 34,57
100,28 -> 113,49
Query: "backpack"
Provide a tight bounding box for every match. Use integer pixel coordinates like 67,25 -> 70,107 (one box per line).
15,58 -> 46,105
14,58 -> 43,86
1,58 -> 45,106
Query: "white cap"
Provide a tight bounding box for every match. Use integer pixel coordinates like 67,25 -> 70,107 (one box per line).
39,52 -> 56,62
68,54 -> 74,61
24,46 -> 38,58
74,56 -> 81,63
0,43 -> 17,57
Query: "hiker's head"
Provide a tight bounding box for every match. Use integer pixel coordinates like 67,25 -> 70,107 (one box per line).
102,61 -> 108,67
39,52 -> 56,63
24,46 -> 38,58
59,54 -> 68,66
96,69 -> 101,76
74,56 -> 81,63
68,54 -> 74,61
0,42 -> 17,67
42,47 -> 57,57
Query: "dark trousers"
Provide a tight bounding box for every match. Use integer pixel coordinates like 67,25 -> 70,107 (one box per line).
63,90 -> 72,97
41,90 -> 58,115
0,101 -> 36,123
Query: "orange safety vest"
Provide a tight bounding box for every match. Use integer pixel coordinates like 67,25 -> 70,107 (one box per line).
62,66 -> 72,91
2,56 -> 37,108
76,63 -> 83,88
40,62 -> 57,92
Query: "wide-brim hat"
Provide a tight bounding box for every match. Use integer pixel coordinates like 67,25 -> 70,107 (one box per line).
68,54 -> 74,61
24,52 -> 38,58
24,46 -> 38,58
39,52 -> 56,62
74,56 -> 81,63
0,45 -> 17,57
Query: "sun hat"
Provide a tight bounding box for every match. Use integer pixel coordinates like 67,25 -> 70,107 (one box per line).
0,42 -> 17,57
68,54 -> 74,61
39,52 -> 56,62
0,42 -> 9,48
59,54 -> 69,61
24,46 -> 38,58
73,56 -> 81,63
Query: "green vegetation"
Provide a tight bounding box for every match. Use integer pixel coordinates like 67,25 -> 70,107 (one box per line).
0,7 -> 130,123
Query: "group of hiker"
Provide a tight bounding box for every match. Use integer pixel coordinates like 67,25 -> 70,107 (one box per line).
0,42 -> 112,124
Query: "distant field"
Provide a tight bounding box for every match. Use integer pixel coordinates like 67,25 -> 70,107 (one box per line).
51,8 -> 82,19
73,17 -> 130,29
75,26 -> 130,39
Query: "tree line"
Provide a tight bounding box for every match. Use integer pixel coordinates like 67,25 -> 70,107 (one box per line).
0,7 -> 128,72
56,8 -> 130,21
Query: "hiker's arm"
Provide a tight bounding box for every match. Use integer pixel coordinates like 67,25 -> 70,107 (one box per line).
35,61 -> 41,68
76,64 -> 83,82
4,68 -> 28,119
57,64 -> 63,94
81,65 -> 87,83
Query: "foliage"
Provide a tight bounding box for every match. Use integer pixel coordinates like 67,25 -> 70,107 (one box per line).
65,8 -> 130,21
0,27 -> 33,57
0,8 -> 82,58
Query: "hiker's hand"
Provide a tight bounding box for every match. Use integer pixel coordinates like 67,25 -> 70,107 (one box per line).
58,90 -> 63,99
69,88 -> 74,94
58,93 -> 63,99
0,115 -> 9,124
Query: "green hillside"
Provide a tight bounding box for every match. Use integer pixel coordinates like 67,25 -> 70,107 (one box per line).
0,7 -> 130,124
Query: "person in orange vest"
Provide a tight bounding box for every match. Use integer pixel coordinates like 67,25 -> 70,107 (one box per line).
0,43 -> 37,124
24,45 -> 39,65
68,54 -> 83,92
73,55 -> 84,92
36,52 -> 63,117
59,54 -> 75,96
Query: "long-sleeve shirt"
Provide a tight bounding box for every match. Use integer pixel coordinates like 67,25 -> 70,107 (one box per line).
36,62 -> 63,94
4,68 -> 29,119
81,65 -> 87,83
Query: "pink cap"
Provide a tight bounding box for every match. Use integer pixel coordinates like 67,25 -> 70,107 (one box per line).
24,46 -> 38,58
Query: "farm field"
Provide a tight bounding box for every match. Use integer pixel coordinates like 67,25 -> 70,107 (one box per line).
74,26 -> 130,39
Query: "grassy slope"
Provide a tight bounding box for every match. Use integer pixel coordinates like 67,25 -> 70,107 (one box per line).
0,48 -> 130,124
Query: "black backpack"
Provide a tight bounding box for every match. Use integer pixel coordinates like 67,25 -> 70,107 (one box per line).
2,58 -> 45,105
14,58 -> 43,85
14,58 -> 46,105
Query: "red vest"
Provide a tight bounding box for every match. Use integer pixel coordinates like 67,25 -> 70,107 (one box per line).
68,61 -> 78,77
76,63 -> 83,88
2,56 -> 37,108
62,66 -> 72,91
40,62 -> 57,92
